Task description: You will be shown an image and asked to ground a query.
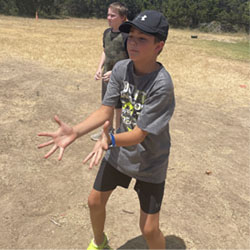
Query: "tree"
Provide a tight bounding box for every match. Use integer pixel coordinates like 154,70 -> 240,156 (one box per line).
167,0 -> 190,27
0,0 -> 248,32
120,0 -> 143,19
238,0 -> 250,32
0,0 -> 18,15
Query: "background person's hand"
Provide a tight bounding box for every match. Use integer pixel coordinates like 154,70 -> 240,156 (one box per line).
38,115 -> 77,160
94,69 -> 102,80
83,121 -> 110,169
102,70 -> 112,82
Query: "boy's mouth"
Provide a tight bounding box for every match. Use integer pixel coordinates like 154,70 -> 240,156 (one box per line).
128,49 -> 138,54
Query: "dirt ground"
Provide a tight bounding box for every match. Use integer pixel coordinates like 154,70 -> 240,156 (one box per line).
0,55 -> 249,249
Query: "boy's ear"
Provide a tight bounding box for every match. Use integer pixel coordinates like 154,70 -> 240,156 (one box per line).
155,41 -> 165,54
121,16 -> 127,22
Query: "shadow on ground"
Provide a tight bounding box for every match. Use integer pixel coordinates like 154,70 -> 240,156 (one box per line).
117,235 -> 186,249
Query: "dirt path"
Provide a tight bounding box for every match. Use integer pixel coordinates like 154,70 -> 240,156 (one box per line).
0,58 -> 249,249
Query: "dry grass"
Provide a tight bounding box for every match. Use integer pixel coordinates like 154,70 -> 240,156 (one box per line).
0,16 -> 106,75
0,15 -> 249,111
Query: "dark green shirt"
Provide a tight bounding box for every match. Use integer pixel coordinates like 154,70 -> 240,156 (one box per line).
103,28 -> 128,73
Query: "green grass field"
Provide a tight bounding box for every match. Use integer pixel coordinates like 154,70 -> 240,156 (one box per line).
195,39 -> 250,61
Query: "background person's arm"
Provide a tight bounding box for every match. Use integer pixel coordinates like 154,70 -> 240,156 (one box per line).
94,51 -> 106,80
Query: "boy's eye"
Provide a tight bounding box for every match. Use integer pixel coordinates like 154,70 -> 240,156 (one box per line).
128,36 -> 146,40
128,36 -> 134,41
127,35 -> 148,44
107,14 -> 115,18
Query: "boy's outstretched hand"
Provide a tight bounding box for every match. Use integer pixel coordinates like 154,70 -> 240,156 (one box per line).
83,121 -> 110,169
38,115 -> 77,161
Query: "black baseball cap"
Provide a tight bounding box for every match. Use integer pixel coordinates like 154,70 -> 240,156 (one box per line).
119,10 -> 169,41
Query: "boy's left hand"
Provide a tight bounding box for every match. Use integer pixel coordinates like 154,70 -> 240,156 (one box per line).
83,121 -> 110,169
102,71 -> 112,82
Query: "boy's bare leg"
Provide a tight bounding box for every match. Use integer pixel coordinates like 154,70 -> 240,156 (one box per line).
115,108 -> 122,131
140,210 -> 165,249
88,189 -> 113,245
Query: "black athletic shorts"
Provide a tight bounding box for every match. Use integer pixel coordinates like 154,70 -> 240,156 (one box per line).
101,80 -> 122,109
93,159 -> 165,214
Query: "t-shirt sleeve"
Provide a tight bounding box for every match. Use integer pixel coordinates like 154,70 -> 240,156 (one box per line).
137,80 -> 175,135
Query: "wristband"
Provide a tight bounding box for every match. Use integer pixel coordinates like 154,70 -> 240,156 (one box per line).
109,132 -> 116,148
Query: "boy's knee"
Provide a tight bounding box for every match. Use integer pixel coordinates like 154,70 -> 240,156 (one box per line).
88,189 -> 113,211
88,192 -> 101,210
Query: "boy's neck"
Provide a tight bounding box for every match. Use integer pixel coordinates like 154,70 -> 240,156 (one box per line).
133,61 -> 160,76
111,27 -> 120,32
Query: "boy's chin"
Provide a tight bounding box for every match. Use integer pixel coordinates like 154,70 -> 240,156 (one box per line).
128,53 -> 139,60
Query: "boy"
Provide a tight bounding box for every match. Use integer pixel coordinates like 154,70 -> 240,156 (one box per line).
38,10 -> 175,249
92,2 -> 129,141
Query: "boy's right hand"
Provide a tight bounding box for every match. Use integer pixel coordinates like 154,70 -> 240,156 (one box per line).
38,115 -> 77,161
83,121 -> 110,169
94,69 -> 102,80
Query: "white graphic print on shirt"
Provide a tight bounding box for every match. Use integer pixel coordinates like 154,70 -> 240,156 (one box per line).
120,81 -> 147,131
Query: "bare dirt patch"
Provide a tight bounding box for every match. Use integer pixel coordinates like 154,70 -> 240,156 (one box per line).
0,56 -> 249,249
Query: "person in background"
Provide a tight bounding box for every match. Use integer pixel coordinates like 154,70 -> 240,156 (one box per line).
91,2 -> 129,141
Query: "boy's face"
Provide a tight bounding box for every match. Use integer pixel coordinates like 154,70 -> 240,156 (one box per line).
127,27 -> 164,62
107,7 -> 125,31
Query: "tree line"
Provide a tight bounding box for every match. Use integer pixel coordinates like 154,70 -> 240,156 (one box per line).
0,0 -> 249,32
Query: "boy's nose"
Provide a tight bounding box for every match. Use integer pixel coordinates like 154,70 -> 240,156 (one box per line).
128,37 -> 137,46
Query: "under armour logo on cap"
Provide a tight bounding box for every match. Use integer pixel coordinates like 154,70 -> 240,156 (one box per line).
141,15 -> 147,21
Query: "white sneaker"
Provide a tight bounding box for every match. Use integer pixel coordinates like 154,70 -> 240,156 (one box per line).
90,130 -> 103,141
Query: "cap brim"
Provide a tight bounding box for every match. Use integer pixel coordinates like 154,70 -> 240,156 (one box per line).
120,21 -> 157,37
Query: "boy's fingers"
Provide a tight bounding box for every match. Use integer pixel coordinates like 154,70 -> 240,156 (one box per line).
44,145 -> 58,159
83,152 -> 95,164
103,120 -> 110,130
54,115 -> 62,126
89,153 -> 97,169
102,76 -> 109,82
58,147 -> 64,161
38,140 -> 54,149
102,121 -> 110,136
38,132 -> 53,137
95,149 -> 103,166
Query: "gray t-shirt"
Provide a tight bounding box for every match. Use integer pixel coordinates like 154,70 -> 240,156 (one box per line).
103,59 -> 175,183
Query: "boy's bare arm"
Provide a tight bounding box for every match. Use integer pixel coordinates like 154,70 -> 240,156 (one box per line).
114,126 -> 148,147
38,105 -> 113,160
94,51 -> 106,80
73,105 -> 113,137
